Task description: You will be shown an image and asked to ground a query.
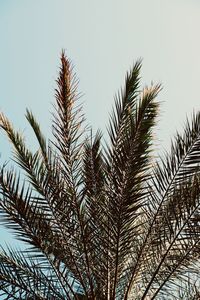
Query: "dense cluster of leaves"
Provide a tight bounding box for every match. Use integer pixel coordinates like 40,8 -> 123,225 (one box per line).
0,52 -> 200,299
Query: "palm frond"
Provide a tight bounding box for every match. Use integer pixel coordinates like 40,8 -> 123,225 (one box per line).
52,50 -> 84,181
121,112 -> 200,299
106,81 -> 161,298
1,52 -> 200,299
140,175 -> 200,299
0,247 -> 65,300
107,59 -> 142,144
26,109 -> 47,162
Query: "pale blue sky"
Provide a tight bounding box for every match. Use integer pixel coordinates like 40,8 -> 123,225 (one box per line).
0,0 -> 200,245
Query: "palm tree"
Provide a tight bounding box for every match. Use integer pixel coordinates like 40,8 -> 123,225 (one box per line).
0,52 -> 200,300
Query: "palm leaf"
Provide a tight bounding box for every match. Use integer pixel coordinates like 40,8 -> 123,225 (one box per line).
106,83 -> 161,298
0,247 -> 65,299
0,52 -> 200,299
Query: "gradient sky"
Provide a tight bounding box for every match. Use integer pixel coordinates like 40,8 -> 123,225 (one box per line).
0,0 -> 200,246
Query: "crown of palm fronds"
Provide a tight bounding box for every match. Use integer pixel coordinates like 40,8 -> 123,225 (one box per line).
0,52 -> 200,300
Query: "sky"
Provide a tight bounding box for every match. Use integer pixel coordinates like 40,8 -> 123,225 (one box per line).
0,0 -> 200,246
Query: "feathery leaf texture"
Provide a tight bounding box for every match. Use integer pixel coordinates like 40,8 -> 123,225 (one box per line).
0,52 -> 200,299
